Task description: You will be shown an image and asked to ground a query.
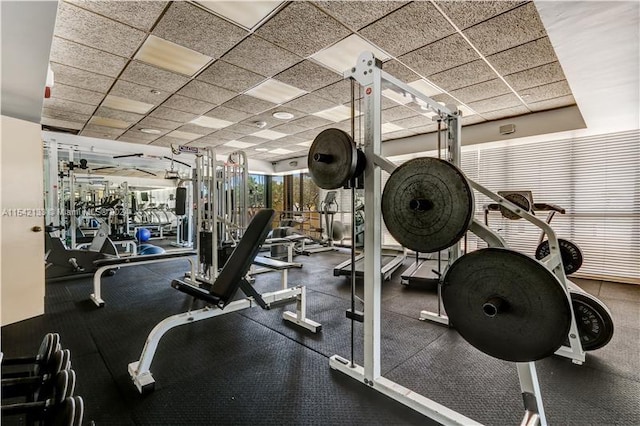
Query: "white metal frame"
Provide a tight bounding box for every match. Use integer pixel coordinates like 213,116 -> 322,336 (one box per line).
329,51 -> 562,426
128,284 -> 321,393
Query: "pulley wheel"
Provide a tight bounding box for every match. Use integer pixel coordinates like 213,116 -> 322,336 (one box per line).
567,291 -> 614,351
535,238 -> 583,275
308,128 -> 357,189
442,248 -> 572,362
499,193 -> 531,220
381,157 -> 474,253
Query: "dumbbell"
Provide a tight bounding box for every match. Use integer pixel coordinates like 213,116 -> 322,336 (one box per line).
2,333 -> 61,379
3,349 -> 71,402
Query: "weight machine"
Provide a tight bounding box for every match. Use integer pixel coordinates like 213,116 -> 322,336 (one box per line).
309,51 -> 584,425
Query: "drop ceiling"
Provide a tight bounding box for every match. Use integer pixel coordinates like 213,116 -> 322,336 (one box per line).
41,0 -> 577,163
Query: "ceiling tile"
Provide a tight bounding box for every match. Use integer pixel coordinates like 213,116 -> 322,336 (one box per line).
119,130 -> 163,142
520,80 -> 572,104
120,61 -> 190,92
41,117 -> 84,131
481,105 -> 530,120
487,37 -> 558,76
382,60 -> 423,84
392,115 -> 434,129
313,1 -> 406,30
49,37 -> 128,77
205,106 -> 252,123
118,134 -> 157,144
166,130 -> 202,141
383,106 -> 420,122
245,79 -> 306,104
409,123 -> 438,134
255,2 -> 350,57
150,106 -> 198,123
195,1 -> 283,29
150,136 -> 185,147
101,94 -> 154,114
178,80 -> 236,105
467,93 -> 523,113
238,136 -> 270,145
162,95 -> 216,115
43,97 -> 96,115
226,122 -> 265,136
223,95 -> 276,114
383,129 -> 417,140
275,60 -> 340,93
435,1 -> 525,30
175,124 -> 215,136
65,0 -> 168,31
429,60 -> 497,91
312,33 -> 391,73
197,60 -> 266,92
49,63 -> 114,93
463,3 -> 547,56
282,94 -> 337,114
49,83 -> 104,106
240,107 -> 301,129
190,116 -> 234,129
94,106 -> 143,123
54,2 -> 146,57
504,62 -> 567,91
461,115 -> 486,126
399,33 -> 481,77
312,80 -> 353,105
110,80 -> 171,105
360,2 -> 455,56
42,108 -> 90,123
222,36 -> 301,77
207,129 -> 245,142
83,124 -> 127,137
137,116 -> 183,131
270,121 -> 307,135
78,130 -> 117,140
450,79 -> 512,103
288,115 -> 332,129
528,95 -> 576,112
134,35 -> 213,76
152,2 -> 248,58
89,116 -> 131,129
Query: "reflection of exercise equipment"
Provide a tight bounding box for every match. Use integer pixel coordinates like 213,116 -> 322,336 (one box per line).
484,190 -> 584,275
127,209 -> 320,394
45,222 -> 118,282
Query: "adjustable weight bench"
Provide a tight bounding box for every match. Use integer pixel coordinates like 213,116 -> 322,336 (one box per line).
127,209 -> 321,394
90,251 -> 197,307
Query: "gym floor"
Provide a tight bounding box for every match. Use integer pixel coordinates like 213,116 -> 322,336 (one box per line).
2,249 -> 639,425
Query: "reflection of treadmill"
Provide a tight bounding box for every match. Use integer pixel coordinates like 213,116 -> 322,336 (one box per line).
400,257 -> 447,289
333,252 -> 405,281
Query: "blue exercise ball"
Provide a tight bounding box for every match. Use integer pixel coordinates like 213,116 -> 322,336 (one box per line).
138,244 -> 165,255
135,228 -> 151,243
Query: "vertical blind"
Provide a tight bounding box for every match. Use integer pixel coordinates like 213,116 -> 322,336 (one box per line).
316,130 -> 639,282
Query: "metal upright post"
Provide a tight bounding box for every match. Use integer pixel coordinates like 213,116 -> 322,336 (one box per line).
448,114 -> 463,265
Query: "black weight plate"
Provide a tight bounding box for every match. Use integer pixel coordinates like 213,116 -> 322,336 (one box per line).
567,291 -> 614,351
308,128 -> 357,189
535,238 -> 583,275
499,193 -> 531,220
382,157 -> 474,253
442,248 -> 572,362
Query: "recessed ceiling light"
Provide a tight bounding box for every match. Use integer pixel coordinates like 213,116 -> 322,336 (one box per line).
196,1 -> 283,29
312,105 -> 354,122
166,130 -> 201,141
140,128 -> 162,134
273,111 -> 294,120
246,79 -> 306,104
102,94 -> 154,114
88,116 -> 130,129
296,141 -> 313,147
255,148 -> 269,152
190,115 -> 233,129
225,140 -> 255,148
312,34 -> 390,73
407,79 -> 442,97
270,148 -> 293,155
150,89 -> 162,95
134,35 -> 212,77
251,129 -> 288,140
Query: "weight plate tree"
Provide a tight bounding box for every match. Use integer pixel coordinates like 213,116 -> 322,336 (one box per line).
308,128 -> 357,190
381,157 -> 474,253
442,247 -> 572,362
535,238 -> 583,275
567,290 -> 615,350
